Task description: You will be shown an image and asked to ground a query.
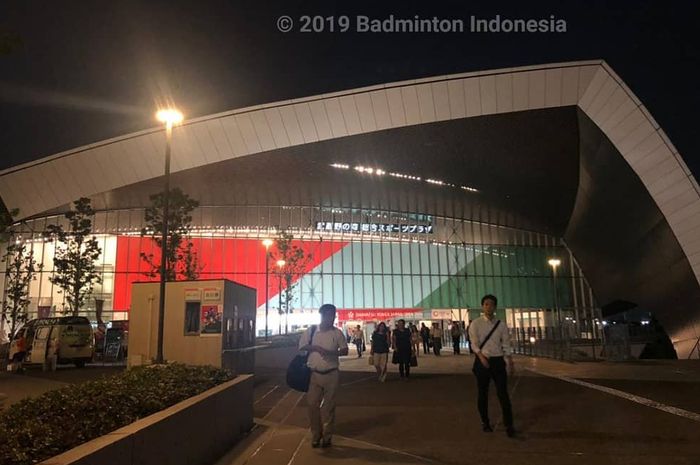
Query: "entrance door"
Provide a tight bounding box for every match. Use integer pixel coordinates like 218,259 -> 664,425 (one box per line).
30,326 -> 51,365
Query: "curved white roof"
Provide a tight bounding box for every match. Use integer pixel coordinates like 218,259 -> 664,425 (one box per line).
1,60 -> 699,285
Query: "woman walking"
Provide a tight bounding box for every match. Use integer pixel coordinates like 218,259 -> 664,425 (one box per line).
392,319 -> 414,379
370,322 -> 390,382
410,324 -> 421,357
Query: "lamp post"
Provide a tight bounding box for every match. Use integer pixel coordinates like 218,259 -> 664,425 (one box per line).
262,239 -> 274,341
154,108 -> 183,364
548,258 -> 563,359
276,259 -> 285,336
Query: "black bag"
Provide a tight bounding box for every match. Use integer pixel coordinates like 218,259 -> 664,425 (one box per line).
428,339 -> 433,348
391,351 -> 399,364
286,325 -> 317,392
410,354 -> 418,367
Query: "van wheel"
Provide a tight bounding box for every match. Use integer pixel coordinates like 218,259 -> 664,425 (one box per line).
75,360 -> 86,368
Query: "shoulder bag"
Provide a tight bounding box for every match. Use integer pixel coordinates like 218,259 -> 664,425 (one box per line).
286,325 -> 317,392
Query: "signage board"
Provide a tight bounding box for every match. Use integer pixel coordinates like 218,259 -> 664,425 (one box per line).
316,222 -> 433,234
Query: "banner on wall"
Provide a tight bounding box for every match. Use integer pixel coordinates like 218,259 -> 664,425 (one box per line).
430,309 -> 453,320
336,308 -> 422,321
201,304 -> 223,334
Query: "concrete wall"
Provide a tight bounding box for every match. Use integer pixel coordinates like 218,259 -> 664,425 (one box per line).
128,280 -> 226,366
40,374 -> 254,465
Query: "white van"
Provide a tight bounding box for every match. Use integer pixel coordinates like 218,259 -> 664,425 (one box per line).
9,316 -> 95,368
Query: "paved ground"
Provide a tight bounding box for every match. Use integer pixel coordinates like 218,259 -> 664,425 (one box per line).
217,346 -> 700,465
1,347 -> 698,464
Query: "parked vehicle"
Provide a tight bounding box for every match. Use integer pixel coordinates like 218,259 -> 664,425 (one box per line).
9,316 -> 94,368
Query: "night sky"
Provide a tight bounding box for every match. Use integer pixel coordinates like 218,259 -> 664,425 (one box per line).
1,0 -> 698,176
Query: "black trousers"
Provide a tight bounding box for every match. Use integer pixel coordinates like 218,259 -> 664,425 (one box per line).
432,337 -> 442,355
472,356 -> 513,428
398,360 -> 411,377
422,337 -> 430,354
452,336 -> 461,354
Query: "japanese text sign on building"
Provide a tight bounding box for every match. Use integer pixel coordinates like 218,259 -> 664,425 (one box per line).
315,222 -> 433,234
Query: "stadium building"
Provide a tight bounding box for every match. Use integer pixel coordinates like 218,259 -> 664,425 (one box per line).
1,61 -> 699,358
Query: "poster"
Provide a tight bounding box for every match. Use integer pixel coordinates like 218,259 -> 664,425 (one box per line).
201,304 -> 222,334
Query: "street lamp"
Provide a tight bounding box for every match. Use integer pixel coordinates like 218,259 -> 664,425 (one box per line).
154,108 -> 183,364
276,259 -> 285,336
548,258 -> 563,359
262,239 -> 274,341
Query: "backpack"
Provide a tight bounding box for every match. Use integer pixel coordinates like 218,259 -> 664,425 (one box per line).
286,325 -> 317,392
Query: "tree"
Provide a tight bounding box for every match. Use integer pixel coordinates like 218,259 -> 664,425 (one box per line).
274,230 -> 312,334
1,241 -> 40,339
0,205 -> 18,244
178,240 -> 203,280
45,198 -> 102,316
140,188 -> 200,281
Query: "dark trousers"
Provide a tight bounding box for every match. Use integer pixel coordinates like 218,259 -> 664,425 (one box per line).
452,336 -> 461,354
398,360 -> 410,377
422,337 -> 430,354
354,341 -> 363,357
432,337 -> 442,355
473,356 -> 513,428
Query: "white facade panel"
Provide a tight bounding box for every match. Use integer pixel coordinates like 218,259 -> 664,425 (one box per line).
432,82 -> 451,121
249,110 -> 277,152
369,90 -> 392,130
354,93 -> 378,132
278,106 -> 305,146
511,72 -> 529,111
463,78 -> 482,117
495,74 -> 513,113
401,86 -> 421,125
527,70 -> 546,109
218,115 -> 250,157
544,68 -> 563,108
478,75 -> 497,115
293,103 -> 320,143
323,98 -> 349,138
385,87 -> 407,126
338,95 -> 362,135
416,83 -> 437,123
263,108 -> 291,149
447,80 -> 466,118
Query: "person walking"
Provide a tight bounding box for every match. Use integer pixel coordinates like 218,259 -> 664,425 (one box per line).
392,319 -> 414,379
451,321 -> 462,355
370,322 -> 390,382
352,325 -> 365,358
430,322 -> 442,355
466,319 -> 473,355
420,322 -> 430,354
410,324 -> 421,357
298,304 -> 349,448
469,294 -> 516,438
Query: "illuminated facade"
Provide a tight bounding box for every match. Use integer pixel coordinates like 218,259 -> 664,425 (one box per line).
1,61 -> 699,357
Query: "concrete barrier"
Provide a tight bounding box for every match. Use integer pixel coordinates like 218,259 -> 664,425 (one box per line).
40,374 -> 254,465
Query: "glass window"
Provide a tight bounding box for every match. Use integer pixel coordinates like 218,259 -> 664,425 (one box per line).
184,301 -> 201,335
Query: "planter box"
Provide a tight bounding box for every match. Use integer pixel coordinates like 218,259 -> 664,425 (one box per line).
41,374 -> 254,465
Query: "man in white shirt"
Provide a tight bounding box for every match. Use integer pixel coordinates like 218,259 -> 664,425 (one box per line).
468,294 -> 515,437
298,304 -> 349,448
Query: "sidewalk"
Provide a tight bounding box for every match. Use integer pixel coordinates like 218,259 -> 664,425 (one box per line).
217,347 -> 700,465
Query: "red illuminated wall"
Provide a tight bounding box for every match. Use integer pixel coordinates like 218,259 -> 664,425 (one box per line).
113,236 -> 347,311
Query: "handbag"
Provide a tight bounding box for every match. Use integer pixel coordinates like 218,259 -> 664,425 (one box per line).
286,325 -> 317,392
410,354 -> 418,367
368,354 -> 374,365
391,351 -> 399,364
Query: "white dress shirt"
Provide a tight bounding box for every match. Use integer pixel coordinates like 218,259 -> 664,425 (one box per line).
298,326 -> 348,371
468,316 -> 512,357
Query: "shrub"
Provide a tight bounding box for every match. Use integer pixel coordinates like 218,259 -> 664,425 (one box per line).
0,364 -> 233,465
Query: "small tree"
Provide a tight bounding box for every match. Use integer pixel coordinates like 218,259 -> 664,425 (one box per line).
45,198 -> 102,316
1,241 -> 41,339
274,230 -> 312,334
140,188 -> 199,281
0,205 -> 18,244
178,240 -> 203,280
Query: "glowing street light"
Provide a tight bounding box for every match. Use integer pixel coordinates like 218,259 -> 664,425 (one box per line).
548,257 -> 564,360
276,259 -> 286,335
262,239 -> 274,341
154,107 -> 183,364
